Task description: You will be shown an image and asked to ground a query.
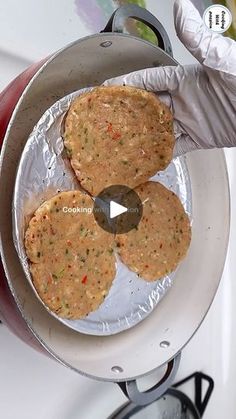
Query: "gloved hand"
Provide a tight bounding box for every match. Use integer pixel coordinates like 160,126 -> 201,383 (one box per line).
104,0 -> 236,156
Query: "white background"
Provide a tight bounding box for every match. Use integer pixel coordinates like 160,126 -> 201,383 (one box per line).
1,1 -> 236,418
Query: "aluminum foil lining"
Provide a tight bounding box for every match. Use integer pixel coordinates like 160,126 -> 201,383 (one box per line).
12,87 -> 192,336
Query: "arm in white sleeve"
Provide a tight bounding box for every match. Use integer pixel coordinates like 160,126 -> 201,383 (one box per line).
104,0 -> 236,156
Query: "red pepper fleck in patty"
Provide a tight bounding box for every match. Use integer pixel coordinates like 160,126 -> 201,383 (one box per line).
112,132 -> 121,140
82,275 -> 87,284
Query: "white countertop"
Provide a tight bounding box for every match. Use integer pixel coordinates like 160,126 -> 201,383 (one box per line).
1,1 -> 236,418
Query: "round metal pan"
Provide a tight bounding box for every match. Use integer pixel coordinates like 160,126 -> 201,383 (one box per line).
0,4 -> 230,406
12,86 -> 192,336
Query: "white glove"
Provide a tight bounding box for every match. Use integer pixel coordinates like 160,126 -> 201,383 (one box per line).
104,0 -> 236,156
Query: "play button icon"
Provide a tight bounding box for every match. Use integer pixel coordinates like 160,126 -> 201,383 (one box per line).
110,201 -> 127,219
93,185 -> 143,234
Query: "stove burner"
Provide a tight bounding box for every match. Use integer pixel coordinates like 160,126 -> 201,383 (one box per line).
174,372 -> 214,417
109,372 -> 214,419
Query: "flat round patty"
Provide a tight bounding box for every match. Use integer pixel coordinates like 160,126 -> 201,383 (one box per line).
116,182 -> 191,281
64,86 -> 174,196
25,191 -> 116,319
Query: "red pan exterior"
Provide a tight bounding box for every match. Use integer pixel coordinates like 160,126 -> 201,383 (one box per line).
0,60 -> 48,352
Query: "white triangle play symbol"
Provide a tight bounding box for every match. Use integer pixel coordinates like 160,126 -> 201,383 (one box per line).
110,200 -> 128,219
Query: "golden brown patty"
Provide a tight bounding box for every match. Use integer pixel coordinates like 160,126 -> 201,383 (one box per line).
64,86 -> 174,196
116,182 -> 191,281
25,191 -> 116,319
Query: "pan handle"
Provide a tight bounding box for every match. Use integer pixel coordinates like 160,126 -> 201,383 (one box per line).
101,4 -> 173,57
117,352 -> 181,406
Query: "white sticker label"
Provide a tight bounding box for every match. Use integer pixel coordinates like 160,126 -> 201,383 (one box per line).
203,4 -> 232,33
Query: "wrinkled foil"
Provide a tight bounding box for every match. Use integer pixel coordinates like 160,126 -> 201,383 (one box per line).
13,88 -> 192,336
